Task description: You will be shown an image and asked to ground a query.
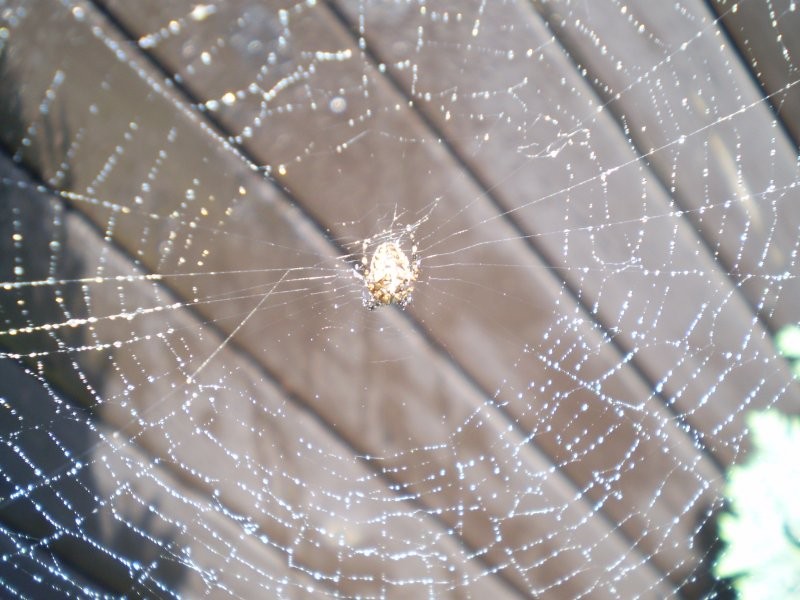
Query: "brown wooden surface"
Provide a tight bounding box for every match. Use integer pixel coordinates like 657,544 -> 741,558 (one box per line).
0,154 -> 515,599
1,3 -> 672,596
0,0 -> 798,597
533,0 -> 800,341
0,356 -> 322,599
712,0 -> 800,145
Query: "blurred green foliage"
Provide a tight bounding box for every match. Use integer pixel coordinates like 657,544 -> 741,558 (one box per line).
776,324 -> 800,378
714,409 -> 800,598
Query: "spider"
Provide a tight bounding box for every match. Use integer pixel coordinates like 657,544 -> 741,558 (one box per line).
358,234 -> 420,310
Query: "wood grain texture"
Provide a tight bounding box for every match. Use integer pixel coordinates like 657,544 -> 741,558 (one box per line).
1,0 -> 798,597
1,1 -> 670,596
0,92 -> 516,600
531,0 -> 800,345
0,348 -> 323,598
711,0 -> 800,144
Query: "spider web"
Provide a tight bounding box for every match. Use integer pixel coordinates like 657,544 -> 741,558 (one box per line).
1,0 -> 799,597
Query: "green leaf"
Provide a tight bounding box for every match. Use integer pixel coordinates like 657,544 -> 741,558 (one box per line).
714,410 -> 800,598
776,324 -> 800,359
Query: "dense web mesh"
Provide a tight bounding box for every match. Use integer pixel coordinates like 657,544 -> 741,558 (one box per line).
1,0 -> 799,598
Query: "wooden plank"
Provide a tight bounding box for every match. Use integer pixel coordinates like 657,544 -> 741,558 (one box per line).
527,0 -> 800,341
332,0 -> 798,457
711,0 -> 800,144
0,1 -> 678,597
0,158 -> 331,598
0,518 -> 114,598
335,0 -> 800,584
93,0 -> 731,593
0,156 -> 518,598
0,358 -> 324,599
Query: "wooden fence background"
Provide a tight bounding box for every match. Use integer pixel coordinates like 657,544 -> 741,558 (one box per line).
1,0 -> 799,597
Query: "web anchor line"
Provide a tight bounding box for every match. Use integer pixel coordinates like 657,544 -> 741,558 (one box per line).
186,269 -> 291,385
